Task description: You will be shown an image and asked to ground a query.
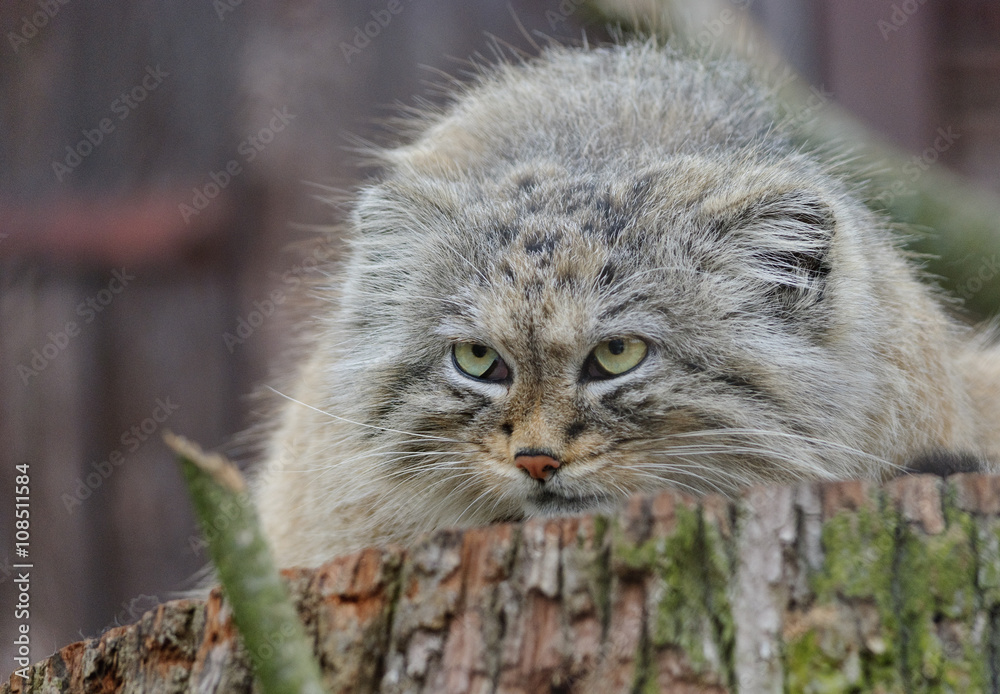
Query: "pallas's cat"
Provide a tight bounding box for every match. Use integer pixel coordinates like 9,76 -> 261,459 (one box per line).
255,42 -> 1000,567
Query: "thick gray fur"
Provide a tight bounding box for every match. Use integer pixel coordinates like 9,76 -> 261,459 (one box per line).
256,41 -> 1000,567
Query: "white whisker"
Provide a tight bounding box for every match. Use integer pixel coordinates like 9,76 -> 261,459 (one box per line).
266,386 -> 469,444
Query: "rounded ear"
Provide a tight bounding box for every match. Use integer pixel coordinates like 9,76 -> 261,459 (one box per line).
353,179 -> 460,239
722,190 -> 835,316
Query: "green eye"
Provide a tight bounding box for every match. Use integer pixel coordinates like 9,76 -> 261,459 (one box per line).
453,342 -> 509,381
589,337 -> 648,377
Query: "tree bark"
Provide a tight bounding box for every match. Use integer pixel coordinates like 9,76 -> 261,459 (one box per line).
6,474 -> 1000,693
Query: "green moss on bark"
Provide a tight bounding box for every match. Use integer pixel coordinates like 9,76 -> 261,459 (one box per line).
611,502 -> 734,690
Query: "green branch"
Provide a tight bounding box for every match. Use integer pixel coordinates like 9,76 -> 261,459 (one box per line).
165,432 -> 325,694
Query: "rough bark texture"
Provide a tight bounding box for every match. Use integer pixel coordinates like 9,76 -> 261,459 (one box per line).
6,475 -> 1000,693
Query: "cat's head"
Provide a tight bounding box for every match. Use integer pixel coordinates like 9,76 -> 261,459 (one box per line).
324,153 -> 887,520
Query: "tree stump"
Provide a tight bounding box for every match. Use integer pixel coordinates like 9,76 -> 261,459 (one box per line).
5,475 -> 1000,693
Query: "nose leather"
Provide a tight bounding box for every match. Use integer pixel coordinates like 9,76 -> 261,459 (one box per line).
515,454 -> 561,482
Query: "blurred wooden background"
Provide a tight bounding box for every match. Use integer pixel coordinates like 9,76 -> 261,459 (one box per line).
1,0 -> 999,669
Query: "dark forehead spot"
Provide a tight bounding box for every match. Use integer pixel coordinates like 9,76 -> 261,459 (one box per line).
499,261 -> 516,282
524,233 -> 561,255
490,223 -> 519,247
516,174 -> 537,193
589,178 -> 654,244
595,193 -> 616,215
630,175 -> 654,199
525,280 -> 546,297
562,180 -> 598,213
594,195 -> 630,243
555,268 -> 579,290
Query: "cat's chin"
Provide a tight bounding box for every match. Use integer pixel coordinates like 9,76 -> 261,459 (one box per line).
523,488 -> 619,517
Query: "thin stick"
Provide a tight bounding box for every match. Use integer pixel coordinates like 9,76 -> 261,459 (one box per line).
164,432 -> 325,694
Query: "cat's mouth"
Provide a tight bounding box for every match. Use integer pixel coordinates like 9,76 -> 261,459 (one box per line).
524,487 -> 616,516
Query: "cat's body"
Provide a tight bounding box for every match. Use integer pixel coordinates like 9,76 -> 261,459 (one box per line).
256,41 -> 1000,568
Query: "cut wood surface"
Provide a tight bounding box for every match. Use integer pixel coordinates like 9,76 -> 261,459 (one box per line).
6,474 -> 1000,693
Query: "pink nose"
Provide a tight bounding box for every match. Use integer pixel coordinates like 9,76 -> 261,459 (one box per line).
515,454 -> 561,482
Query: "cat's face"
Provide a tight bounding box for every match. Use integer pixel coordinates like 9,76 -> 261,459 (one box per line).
334,156 -> 876,519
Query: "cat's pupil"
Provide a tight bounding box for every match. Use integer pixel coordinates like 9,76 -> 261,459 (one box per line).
609,339 -> 625,355
472,344 -> 488,358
